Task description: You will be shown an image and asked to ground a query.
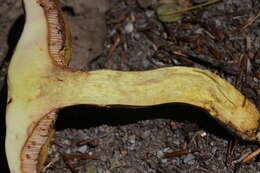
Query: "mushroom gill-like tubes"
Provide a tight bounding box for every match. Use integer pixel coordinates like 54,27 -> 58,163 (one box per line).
5,0 -> 260,173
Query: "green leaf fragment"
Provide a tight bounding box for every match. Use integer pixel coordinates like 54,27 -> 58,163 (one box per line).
157,5 -> 182,22
86,167 -> 96,173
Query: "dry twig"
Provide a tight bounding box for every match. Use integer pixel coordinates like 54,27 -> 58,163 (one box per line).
164,149 -> 199,158
239,11 -> 260,32
241,148 -> 260,163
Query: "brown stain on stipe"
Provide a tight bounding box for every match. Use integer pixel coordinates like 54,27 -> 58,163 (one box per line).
16,135 -> 19,140
7,98 -> 13,105
5,98 -> 13,112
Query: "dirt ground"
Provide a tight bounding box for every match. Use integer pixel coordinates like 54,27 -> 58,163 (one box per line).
0,0 -> 259,173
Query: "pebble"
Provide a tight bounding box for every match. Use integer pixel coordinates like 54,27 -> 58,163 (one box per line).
63,139 -> 71,145
65,148 -> 72,154
110,158 -> 125,169
145,10 -> 154,17
125,22 -> 134,33
163,147 -> 172,152
157,150 -> 164,158
129,135 -> 136,144
161,159 -> 168,163
212,146 -> 218,155
183,153 -> 195,164
77,145 -> 87,153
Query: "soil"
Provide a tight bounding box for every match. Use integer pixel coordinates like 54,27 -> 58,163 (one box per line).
0,0 -> 259,173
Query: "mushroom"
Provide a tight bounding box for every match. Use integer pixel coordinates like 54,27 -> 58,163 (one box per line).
5,0 -> 260,173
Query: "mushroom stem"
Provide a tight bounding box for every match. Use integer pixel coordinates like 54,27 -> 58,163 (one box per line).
5,0 -> 260,173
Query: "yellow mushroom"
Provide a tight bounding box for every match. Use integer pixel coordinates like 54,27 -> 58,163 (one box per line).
5,0 -> 260,173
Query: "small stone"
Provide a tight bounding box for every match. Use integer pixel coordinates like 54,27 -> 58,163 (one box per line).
129,135 -> 136,144
163,147 -> 172,152
134,33 -> 141,40
194,28 -> 203,34
63,139 -> 71,145
77,145 -> 87,153
125,22 -> 134,33
183,153 -> 195,164
145,10 -> 154,18
161,159 -> 168,163
199,131 -> 207,137
110,158 -> 125,169
212,146 -> 218,154
65,148 -> 71,154
157,150 -> 164,158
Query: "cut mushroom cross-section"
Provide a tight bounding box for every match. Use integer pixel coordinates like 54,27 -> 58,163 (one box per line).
5,0 -> 260,173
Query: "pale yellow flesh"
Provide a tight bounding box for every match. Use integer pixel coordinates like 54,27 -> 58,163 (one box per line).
5,0 -> 260,173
